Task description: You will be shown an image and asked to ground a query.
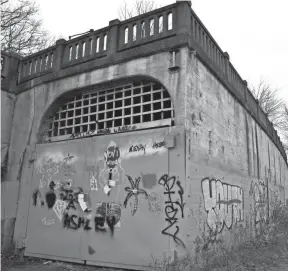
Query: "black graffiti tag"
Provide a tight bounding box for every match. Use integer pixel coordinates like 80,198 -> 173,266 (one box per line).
63,213 -> 92,231
129,144 -> 146,154
152,141 -> 166,149
59,187 -> 83,210
158,174 -> 185,248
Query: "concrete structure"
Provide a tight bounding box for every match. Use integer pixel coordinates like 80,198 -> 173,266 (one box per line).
1,1 -> 287,269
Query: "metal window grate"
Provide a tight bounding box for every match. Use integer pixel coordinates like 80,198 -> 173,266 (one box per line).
46,81 -> 174,141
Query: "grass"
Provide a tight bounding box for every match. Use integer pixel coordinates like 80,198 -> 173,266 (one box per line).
3,202 -> 288,271
150,201 -> 288,271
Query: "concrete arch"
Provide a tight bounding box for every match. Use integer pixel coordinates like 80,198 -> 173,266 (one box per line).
37,74 -> 176,143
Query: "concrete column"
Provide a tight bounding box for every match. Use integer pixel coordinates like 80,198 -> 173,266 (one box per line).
54,39 -> 67,72
175,0 -> 192,35
223,52 -> 230,82
243,80 -> 248,101
107,19 -> 120,56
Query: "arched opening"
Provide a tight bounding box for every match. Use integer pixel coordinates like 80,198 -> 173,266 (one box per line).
168,12 -> 173,30
96,37 -> 100,53
149,19 -> 154,36
141,21 -> 145,38
133,25 -> 137,41
75,44 -> 79,59
158,16 -> 163,33
82,41 -> 86,57
39,78 -> 175,143
103,34 -> 107,50
124,27 -> 128,44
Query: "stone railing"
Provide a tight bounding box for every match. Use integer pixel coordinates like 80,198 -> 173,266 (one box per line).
61,27 -> 109,68
1,0 -> 287,163
117,3 -> 176,51
19,46 -> 56,80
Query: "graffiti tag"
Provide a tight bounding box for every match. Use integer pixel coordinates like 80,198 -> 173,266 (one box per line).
123,175 -> 148,216
158,174 -> 185,248
201,178 -> 244,235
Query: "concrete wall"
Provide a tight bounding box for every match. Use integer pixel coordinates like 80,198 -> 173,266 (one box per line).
8,49 -> 186,252
1,90 -> 15,171
1,90 -> 16,250
184,49 -> 288,249
3,46 -> 288,262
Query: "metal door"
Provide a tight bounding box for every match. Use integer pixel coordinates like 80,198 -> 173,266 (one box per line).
25,127 -> 174,269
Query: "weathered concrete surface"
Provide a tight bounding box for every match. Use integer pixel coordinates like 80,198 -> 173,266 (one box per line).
184,49 -> 288,250
8,50 -> 186,255
2,47 -> 288,267
1,90 -> 16,251
1,91 -> 15,174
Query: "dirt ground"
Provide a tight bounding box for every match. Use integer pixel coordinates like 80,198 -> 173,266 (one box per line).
1,256 -> 123,271
3,254 -> 288,271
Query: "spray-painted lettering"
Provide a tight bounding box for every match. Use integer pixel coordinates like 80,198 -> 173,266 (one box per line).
201,177 -> 244,235
152,141 -> 166,149
158,174 -> 185,248
129,144 -> 146,154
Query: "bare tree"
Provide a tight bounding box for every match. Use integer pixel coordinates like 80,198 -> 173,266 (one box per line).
282,105 -> 288,154
251,79 -> 285,130
1,0 -> 55,56
118,0 -> 159,21
251,79 -> 288,160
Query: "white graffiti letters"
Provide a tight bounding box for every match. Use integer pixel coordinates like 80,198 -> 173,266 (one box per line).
90,176 -> 98,191
42,217 -> 55,225
53,200 -> 67,221
201,178 -> 244,234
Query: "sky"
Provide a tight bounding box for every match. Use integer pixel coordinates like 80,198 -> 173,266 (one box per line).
35,0 -> 288,106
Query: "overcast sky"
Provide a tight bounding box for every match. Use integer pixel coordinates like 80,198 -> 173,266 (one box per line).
35,0 -> 288,106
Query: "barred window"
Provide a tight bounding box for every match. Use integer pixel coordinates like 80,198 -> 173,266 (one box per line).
44,81 -> 174,141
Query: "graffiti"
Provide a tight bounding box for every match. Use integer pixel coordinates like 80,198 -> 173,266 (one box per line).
100,141 -> 125,195
97,128 -> 111,135
123,138 -> 168,160
59,187 -> 91,212
129,144 -> 146,154
141,173 -> 157,189
90,176 -> 98,191
147,192 -> 163,216
70,125 -> 137,139
113,125 -> 136,133
152,141 -> 166,149
104,141 -> 120,195
46,159 -> 60,175
95,202 -> 121,236
45,181 -> 57,208
36,152 -> 77,178
42,217 -> 55,225
70,130 -> 97,139
123,175 -> 148,216
53,200 -> 67,221
62,202 -> 121,237
63,213 -> 92,231
159,174 -> 185,248
88,245 -> 95,255
34,182 -> 91,219
249,180 -> 268,225
39,177 -> 73,190
201,178 -> 244,235
78,193 -> 92,212
63,153 -> 74,164
32,189 -> 45,207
